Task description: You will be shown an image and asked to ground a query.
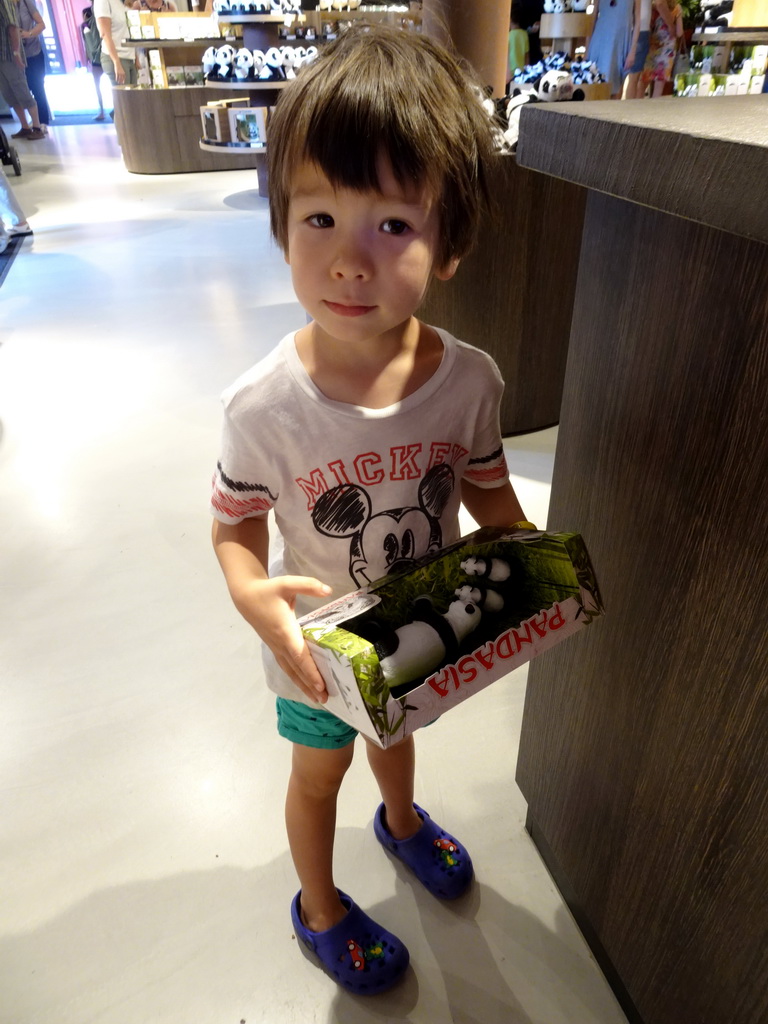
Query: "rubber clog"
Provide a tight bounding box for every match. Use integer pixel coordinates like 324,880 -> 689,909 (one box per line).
291,889 -> 409,994
373,802 -> 474,899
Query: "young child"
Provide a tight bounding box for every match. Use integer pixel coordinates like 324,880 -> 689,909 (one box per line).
508,0 -> 530,86
211,25 -> 530,995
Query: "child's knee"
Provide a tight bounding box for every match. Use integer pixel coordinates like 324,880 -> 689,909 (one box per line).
290,742 -> 354,798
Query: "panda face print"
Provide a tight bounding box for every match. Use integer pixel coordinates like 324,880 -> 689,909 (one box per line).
311,463 -> 455,586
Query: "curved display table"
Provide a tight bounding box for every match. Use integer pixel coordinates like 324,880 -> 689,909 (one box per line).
514,97 -> 768,1024
112,86 -> 264,174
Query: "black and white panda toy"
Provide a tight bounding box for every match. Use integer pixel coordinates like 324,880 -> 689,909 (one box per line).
371,595 -> 483,690
503,70 -> 585,152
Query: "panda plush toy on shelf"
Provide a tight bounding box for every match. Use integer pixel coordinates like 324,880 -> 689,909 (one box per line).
211,43 -> 236,81
503,69 -> 585,152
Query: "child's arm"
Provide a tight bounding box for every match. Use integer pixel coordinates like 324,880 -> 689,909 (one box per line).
461,479 -> 531,529
212,517 -> 332,704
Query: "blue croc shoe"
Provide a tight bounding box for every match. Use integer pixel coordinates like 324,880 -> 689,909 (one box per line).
373,802 -> 474,899
291,889 -> 409,994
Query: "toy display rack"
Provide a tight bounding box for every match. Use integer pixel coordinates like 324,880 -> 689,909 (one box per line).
539,12 -> 595,54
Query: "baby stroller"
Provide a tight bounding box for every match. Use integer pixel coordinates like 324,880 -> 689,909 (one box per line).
0,122 -> 22,177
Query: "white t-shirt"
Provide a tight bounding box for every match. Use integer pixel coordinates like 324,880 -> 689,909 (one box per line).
93,0 -> 132,60
211,328 -> 510,703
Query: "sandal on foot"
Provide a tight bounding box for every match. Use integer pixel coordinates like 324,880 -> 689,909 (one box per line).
291,889 -> 409,994
374,803 -> 474,899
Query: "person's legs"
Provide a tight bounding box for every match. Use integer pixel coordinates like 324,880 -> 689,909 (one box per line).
11,104 -> 30,131
365,735 -> 421,839
100,53 -> 117,85
121,58 -> 138,85
24,51 -> 50,124
4,62 -> 41,133
92,65 -> 105,117
624,71 -> 641,99
285,740 -> 355,932
368,732 -> 474,900
12,101 -> 40,131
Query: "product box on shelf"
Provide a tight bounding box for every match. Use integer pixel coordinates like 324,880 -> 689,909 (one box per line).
200,96 -> 250,141
300,526 -> 603,748
166,65 -> 186,86
127,10 -> 154,39
147,47 -> 165,87
227,105 -> 267,144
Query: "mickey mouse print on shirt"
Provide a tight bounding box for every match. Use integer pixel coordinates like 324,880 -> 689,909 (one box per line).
211,329 -> 510,599
311,463 -> 455,587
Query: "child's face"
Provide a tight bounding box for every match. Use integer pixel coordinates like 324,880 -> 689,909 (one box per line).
284,158 -> 458,348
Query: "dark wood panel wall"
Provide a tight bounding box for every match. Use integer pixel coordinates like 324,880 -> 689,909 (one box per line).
418,156 -> 586,435
516,190 -> 768,1024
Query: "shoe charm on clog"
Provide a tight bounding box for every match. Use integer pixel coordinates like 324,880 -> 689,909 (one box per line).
434,837 -> 460,867
346,938 -> 387,970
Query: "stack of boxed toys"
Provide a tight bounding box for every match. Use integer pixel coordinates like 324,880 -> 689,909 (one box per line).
200,98 -> 269,144
300,525 -> 603,748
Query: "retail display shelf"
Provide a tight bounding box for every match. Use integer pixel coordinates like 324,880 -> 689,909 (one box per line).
125,38 -> 222,46
204,78 -> 289,88
539,12 -> 595,37
213,13 -> 289,22
306,7 -> 418,18
199,139 -> 266,152
692,29 -> 768,40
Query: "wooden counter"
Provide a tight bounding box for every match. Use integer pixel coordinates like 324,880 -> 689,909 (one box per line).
418,155 -> 586,435
514,97 -> 768,1024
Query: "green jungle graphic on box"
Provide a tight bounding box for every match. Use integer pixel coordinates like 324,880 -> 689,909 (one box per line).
301,527 -> 602,747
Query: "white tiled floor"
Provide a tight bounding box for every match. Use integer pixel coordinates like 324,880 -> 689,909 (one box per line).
0,125 -> 628,1024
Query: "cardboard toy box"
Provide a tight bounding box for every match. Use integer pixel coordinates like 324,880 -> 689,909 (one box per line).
300,526 -> 603,748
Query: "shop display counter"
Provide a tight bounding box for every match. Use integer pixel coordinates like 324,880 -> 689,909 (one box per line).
112,85 -> 265,174
514,96 -> 768,1024
418,154 -> 586,434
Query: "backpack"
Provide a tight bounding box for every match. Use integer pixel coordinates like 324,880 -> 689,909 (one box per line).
82,8 -> 102,66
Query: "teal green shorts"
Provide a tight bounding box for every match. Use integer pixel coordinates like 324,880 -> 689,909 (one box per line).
276,696 -> 358,749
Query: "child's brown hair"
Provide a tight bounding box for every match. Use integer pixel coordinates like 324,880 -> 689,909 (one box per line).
267,24 -> 498,271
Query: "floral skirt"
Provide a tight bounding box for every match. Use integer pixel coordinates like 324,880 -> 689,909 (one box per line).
642,16 -> 677,83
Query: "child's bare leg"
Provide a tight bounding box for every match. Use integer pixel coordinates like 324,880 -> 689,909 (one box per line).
365,735 -> 422,839
285,741 -> 354,932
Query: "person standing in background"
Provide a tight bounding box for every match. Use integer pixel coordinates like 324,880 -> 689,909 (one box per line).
130,0 -> 177,10
623,0 -> 653,97
641,0 -> 683,96
80,5 -> 105,119
587,0 -> 635,97
515,0 -> 544,66
93,0 -> 136,86
507,0 -> 529,86
0,0 -> 44,138
17,0 -> 50,128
